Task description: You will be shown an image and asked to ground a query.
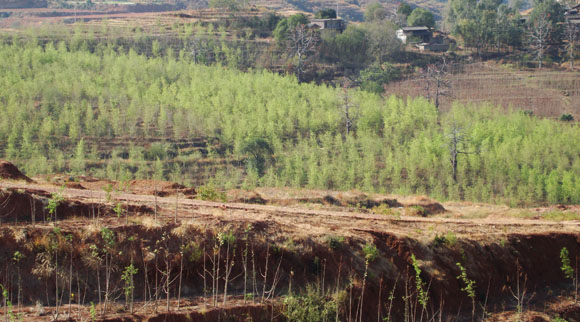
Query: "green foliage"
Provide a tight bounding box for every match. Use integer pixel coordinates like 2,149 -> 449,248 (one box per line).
121,264 -> 138,309
198,185 -> 226,202
411,254 -> 428,309
320,25 -> 369,67
365,3 -> 388,22
561,247 -> 574,280
371,204 -> 398,217
100,227 -> 116,249
552,317 -> 569,322
283,286 -> 337,322
46,192 -> 64,221
398,2 -> 414,17
218,230 -> 236,246
407,8 -> 435,28
325,235 -> 345,249
560,114 -> 574,122
447,0 -> 523,51
0,284 -> 14,321
0,42 -> 579,206
209,0 -> 240,10
456,262 -> 476,299
359,63 -> 401,94
315,9 -> 337,19
114,202 -> 123,218
363,242 -> 378,262
240,137 -> 273,175
90,302 -> 96,322
274,14 -> 309,44
432,232 -> 457,247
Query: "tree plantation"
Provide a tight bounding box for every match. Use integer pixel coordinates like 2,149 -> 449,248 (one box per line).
1,40 -> 580,206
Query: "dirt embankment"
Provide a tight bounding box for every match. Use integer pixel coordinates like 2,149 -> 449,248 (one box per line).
0,206 -> 577,321
0,160 -> 33,182
0,161 -> 578,321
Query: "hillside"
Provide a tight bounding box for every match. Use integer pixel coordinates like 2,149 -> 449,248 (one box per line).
0,0 -> 46,9
1,41 -> 580,206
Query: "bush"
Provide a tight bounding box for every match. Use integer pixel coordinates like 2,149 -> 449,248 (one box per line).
560,114 -> 574,122
283,286 -> 337,321
359,63 -> 401,94
325,235 -> 345,249
197,185 -> 226,202
315,9 -> 337,19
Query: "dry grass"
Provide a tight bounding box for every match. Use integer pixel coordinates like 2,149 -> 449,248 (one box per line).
386,62 -> 580,119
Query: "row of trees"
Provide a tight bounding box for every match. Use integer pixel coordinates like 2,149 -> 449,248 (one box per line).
446,0 -> 579,68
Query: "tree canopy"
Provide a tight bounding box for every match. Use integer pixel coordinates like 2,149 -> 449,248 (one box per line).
364,3 -> 388,22
315,9 -> 337,19
407,8 -> 436,28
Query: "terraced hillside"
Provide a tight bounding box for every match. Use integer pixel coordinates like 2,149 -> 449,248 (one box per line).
0,0 -> 47,9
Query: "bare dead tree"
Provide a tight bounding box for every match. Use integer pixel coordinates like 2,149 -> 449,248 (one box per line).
287,24 -> 318,83
565,20 -> 579,69
422,57 -> 452,112
527,14 -> 552,69
447,122 -> 475,183
339,80 -> 360,135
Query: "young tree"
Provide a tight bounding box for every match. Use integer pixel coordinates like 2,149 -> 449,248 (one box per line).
447,121 -> 475,183
364,21 -> 402,64
422,57 -> 452,112
339,80 -> 359,135
527,13 -> 552,69
565,20 -> 579,69
287,24 -> 318,83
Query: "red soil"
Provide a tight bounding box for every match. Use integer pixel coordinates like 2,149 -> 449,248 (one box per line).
0,160 -> 33,182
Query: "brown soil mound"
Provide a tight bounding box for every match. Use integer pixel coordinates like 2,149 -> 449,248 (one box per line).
128,180 -> 196,197
0,161 -> 33,182
228,190 -> 267,204
401,195 -> 446,215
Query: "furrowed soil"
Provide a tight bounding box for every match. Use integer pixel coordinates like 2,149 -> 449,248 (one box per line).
1,166 -> 580,321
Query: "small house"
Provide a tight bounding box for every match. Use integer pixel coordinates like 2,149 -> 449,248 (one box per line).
308,19 -> 346,32
396,26 -> 432,44
565,4 -> 580,24
416,34 -> 454,52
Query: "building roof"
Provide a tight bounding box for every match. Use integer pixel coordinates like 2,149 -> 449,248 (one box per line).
310,18 -> 344,22
400,26 -> 431,31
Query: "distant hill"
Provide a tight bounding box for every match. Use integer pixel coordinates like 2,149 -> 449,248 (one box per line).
250,0 -> 446,22
1,0 -> 449,22
0,0 -> 47,9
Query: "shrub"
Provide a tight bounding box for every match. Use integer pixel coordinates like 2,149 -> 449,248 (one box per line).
325,235 -> 345,249
283,286 -> 337,322
197,185 -> 226,202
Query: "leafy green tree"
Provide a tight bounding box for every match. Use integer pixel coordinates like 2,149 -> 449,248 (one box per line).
398,2 -> 414,17
529,0 -> 565,43
364,21 -> 402,64
359,63 -> 401,94
320,25 -> 368,67
273,14 -> 309,44
407,8 -> 436,28
315,9 -> 337,19
364,3 -> 388,22
240,137 -> 274,175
